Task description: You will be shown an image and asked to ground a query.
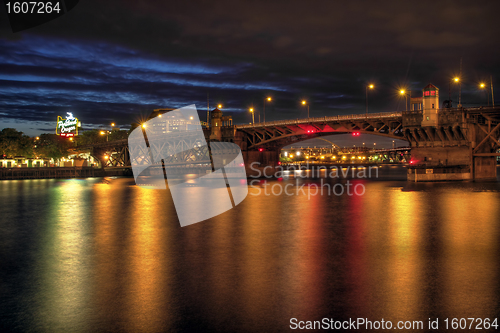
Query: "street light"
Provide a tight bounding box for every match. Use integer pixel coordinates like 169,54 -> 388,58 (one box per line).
453,77 -> 462,106
479,82 -> 489,106
366,84 -> 374,116
263,97 -> 272,123
400,89 -> 408,111
100,130 -> 109,141
249,108 -> 255,124
302,100 -> 309,118
218,104 -> 222,109
111,123 -> 115,127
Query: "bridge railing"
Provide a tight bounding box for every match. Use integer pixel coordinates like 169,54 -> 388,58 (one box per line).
236,111 -> 403,129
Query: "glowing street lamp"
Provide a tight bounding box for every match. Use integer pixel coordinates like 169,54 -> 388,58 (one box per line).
100,130 -> 109,142
479,82 -> 490,106
263,97 -> 272,123
452,77 -> 462,106
366,84 -> 374,116
400,89 -> 408,111
218,104 -> 222,109
111,123 -> 115,127
249,108 -> 255,124
302,100 -> 309,118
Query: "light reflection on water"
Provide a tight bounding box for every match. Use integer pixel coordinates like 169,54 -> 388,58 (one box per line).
0,169 -> 499,332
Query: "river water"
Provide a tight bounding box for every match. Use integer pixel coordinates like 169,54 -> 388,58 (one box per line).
1,166 -> 499,332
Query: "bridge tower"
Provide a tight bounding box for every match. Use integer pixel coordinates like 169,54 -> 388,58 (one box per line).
210,107 -> 223,141
421,84 -> 439,127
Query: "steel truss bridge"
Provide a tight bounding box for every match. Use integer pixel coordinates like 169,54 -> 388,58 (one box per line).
74,134 -> 237,169
236,112 -> 403,149
73,107 -> 500,169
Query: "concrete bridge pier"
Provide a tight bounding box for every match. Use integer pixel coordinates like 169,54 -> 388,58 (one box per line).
405,109 -> 500,182
242,150 -> 280,178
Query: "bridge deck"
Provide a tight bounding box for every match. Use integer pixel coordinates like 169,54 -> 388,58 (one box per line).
235,111 -> 403,129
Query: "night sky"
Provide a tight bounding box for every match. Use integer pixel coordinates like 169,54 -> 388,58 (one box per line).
1,0 -> 499,147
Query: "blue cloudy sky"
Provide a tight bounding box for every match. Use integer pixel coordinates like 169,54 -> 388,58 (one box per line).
0,0 -> 499,147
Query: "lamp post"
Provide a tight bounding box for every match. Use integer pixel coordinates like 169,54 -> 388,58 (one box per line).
491,75 -> 495,107
100,130 -> 109,142
453,77 -> 461,107
366,84 -> 374,116
400,90 -> 408,111
302,100 -> 309,118
480,82 -> 489,106
263,97 -> 271,123
250,108 -> 255,124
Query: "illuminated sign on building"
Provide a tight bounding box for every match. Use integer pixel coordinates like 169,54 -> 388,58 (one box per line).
56,112 -> 81,137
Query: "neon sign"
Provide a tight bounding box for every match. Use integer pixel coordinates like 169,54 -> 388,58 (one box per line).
56,112 -> 81,137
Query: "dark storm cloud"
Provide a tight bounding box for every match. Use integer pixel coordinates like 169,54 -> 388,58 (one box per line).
0,0 -> 499,138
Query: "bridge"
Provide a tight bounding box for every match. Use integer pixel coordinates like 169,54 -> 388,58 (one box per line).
234,112 -> 404,149
73,105 -> 500,182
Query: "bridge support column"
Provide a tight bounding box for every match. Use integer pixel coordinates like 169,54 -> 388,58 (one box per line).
407,122 -> 499,182
407,146 -> 473,181
242,150 -> 280,178
471,122 -> 499,181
